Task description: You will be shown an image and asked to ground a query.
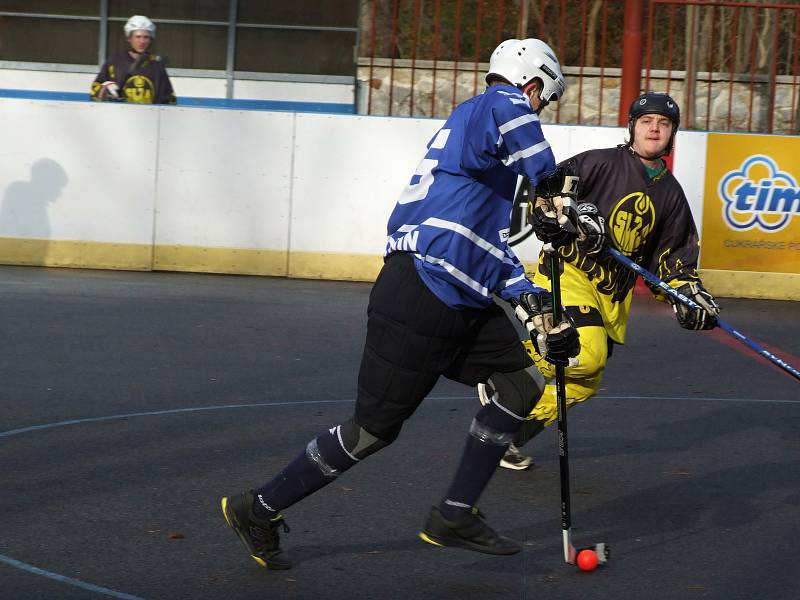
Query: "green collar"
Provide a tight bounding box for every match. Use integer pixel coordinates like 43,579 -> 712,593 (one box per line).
644,160 -> 666,180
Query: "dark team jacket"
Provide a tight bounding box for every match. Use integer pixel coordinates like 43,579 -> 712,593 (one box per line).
91,52 -> 176,105
527,145 -> 703,344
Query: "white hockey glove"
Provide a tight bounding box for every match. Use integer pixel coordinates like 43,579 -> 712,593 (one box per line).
100,81 -> 120,100
671,282 -> 720,330
576,202 -> 607,255
512,291 -> 580,367
528,167 -> 580,252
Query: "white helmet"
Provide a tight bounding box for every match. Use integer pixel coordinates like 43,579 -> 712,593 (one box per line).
124,15 -> 156,39
486,38 -> 566,102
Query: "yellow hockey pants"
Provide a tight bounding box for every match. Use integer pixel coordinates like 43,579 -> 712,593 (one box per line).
524,322 -> 610,426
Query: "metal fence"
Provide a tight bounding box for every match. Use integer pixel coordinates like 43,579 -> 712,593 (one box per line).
357,0 -> 800,134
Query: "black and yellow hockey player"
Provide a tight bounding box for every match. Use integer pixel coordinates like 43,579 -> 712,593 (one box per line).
488,91 -> 722,470
91,15 -> 176,105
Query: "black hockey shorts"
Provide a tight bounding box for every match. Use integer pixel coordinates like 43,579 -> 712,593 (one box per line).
354,252 -> 532,441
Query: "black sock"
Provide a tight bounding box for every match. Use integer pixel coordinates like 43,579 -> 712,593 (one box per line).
252,426 -> 358,518
439,403 -> 521,520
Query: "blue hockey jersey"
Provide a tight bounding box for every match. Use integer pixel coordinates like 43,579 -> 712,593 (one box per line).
385,83 -> 557,309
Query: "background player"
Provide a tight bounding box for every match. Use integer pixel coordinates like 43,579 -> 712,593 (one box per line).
91,15 -> 176,105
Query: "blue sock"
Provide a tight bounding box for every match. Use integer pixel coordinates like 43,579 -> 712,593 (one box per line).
252,426 -> 358,519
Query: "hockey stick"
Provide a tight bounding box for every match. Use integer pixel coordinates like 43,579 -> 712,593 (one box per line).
548,251 -> 609,566
109,52 -> 148,102
549,250 -> 573,562
607,247 -> 800,383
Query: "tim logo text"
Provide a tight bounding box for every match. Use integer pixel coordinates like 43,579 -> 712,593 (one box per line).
718,155 -> 799,233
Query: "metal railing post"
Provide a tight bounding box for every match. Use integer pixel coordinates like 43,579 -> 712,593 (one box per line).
620,0 -> 644,126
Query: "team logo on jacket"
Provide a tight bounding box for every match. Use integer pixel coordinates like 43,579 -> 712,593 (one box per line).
718,155 -> 798,233
124,75 -> 156,103
608,191 -> 655,254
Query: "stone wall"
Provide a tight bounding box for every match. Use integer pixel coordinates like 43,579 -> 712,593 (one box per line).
357,60 -> 800,134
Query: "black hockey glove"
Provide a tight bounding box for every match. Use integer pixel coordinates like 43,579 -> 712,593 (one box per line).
576,202 -> 607,255
511,291 -> 580,367
671,282 -> 720,330
528,166 -> 580,251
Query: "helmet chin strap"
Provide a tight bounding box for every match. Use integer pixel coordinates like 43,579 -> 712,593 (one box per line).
626,143 -> 667,162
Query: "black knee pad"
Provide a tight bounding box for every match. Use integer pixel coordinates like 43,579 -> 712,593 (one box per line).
307,418 -> 393,478
484,366 -> 545,419
339,417 -> 393,460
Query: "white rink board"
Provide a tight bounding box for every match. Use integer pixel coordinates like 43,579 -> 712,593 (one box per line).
235,79 -> 355,104
291,113 -> 442,255
0,98 -> 710,269
155,108 -> 294,249
673,130 -> 708,234
0,67 -> 354,104
0,70 -> 91,94
547,123 -> 628,163
0,99 -> 156,244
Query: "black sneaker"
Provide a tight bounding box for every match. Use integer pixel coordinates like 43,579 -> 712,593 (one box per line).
221,491 -> 291,569
418,506 -> 522,555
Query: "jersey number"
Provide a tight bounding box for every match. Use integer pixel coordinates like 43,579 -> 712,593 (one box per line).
397,128 -> 450,205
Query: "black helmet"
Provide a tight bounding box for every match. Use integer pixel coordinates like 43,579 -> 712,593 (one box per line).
627,91 -> 680,155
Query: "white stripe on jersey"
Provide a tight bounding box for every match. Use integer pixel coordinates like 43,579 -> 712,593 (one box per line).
415,253 -> 490,298
430,128 -> 451,149
496,90 -> 526,99
496,90 -> 531,106
422,217 -> 505,260
500,272 -> 528,290
502,139 -> 551,166
498,113 -> 540,135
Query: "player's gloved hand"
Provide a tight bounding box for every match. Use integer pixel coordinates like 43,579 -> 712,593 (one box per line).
511,291 -> 580,367
100,81 -> 120,100
672,282 -> 720,330
576,202 -> 607,255
528,167 -> 580,252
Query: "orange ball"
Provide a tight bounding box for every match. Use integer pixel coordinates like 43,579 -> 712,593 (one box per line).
576,549 -> 599,572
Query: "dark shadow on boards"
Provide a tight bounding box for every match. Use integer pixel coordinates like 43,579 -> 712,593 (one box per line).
0,158 -> 68,265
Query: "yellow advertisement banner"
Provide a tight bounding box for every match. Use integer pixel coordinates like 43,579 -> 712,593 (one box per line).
702,133 -> 800,274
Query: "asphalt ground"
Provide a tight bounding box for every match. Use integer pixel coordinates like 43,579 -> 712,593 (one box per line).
1,265 -> 798,600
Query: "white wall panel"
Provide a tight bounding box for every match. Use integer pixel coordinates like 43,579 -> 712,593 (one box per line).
170,77 -> 228,99
155,107 -> 294,249
0,98 -> 719,274
291,113 -> 442,254
0,70 -> 91,93
234,80 -> 355,104
547,123 -> 627,163
0,100 -> 157,243
672,131 -> 708,233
